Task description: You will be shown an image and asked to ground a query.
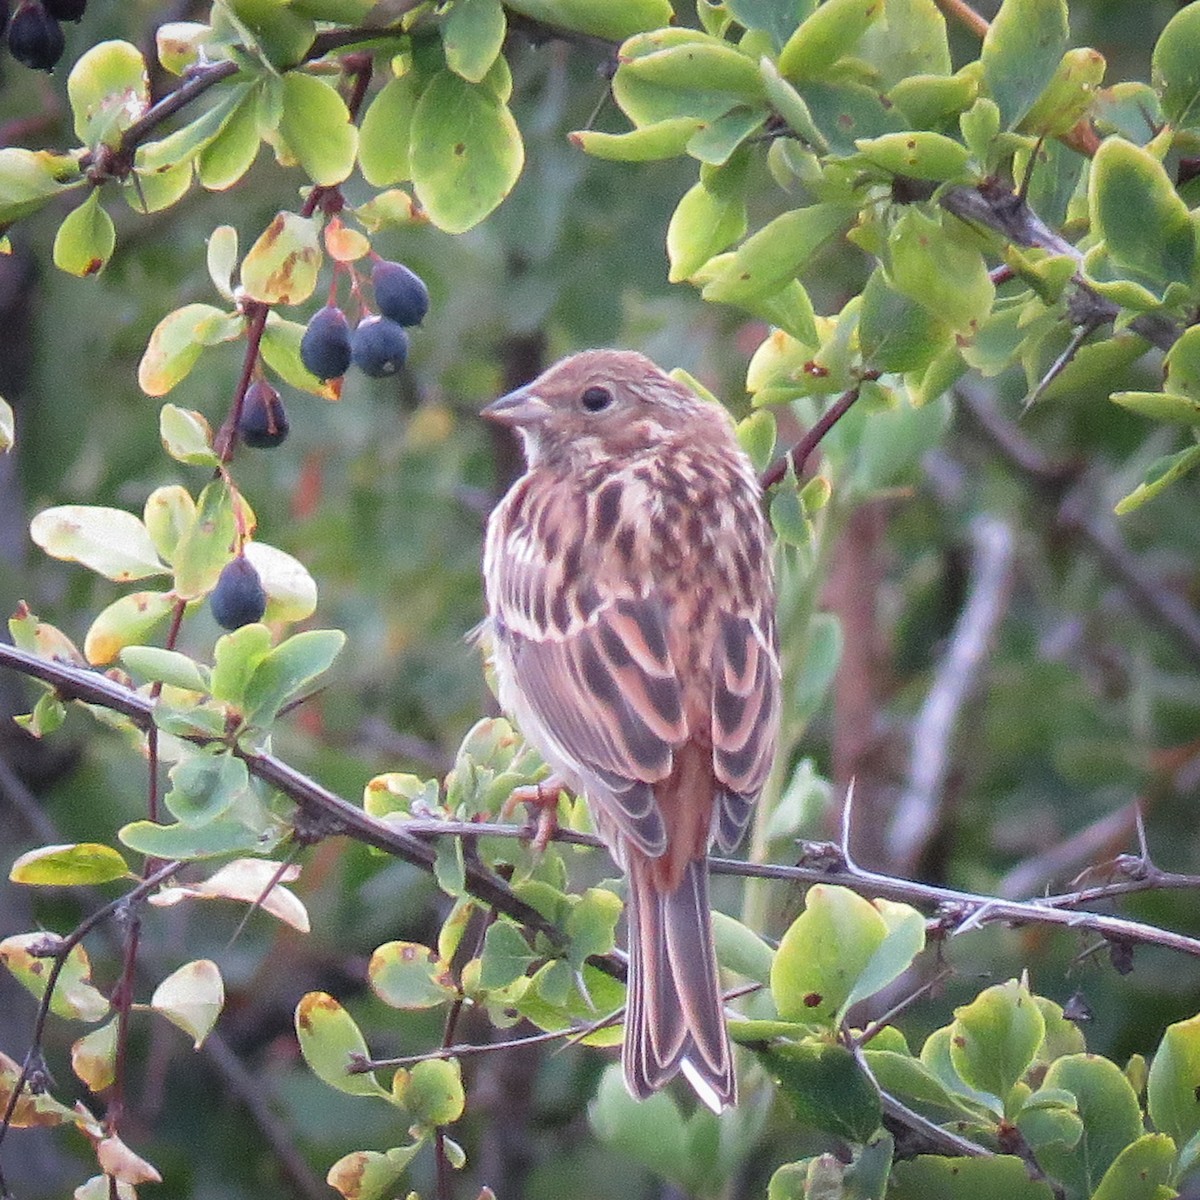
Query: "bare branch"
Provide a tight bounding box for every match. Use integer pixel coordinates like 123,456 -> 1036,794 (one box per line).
887,516 -> 1016,874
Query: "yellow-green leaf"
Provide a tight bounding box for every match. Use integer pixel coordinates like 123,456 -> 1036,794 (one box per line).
52,191 -> 116,277
10,843 -> 130,886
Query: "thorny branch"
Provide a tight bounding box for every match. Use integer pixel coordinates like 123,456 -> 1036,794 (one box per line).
4,638 -> 1200,965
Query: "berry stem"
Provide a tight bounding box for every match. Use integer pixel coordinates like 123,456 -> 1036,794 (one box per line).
216,302 -> 270,465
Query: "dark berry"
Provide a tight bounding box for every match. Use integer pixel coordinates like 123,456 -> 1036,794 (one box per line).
371,261 -> 429,328
300,305 -> 352,381
351,316 -> 409,378
210,555 -> 267,630
8,2 -> 65,71
238,380 -> 289,449
41,0 -> 84,20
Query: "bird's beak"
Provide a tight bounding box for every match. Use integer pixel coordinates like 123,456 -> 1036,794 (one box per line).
481,386 -> 552,427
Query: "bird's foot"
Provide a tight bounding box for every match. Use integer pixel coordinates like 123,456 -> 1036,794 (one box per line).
501,776 -> 566,853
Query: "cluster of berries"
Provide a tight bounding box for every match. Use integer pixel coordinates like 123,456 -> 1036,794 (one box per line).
300,259 -> 429,382
3,0 -> 85,71
210,261 -> 430,630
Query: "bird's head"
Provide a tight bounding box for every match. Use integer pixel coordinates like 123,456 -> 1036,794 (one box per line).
482,349 -> 728,468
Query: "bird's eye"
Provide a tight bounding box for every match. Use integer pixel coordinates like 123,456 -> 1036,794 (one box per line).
580,385 -> 614,413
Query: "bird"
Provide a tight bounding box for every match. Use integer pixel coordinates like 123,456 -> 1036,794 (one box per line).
480,349 -> 780,1111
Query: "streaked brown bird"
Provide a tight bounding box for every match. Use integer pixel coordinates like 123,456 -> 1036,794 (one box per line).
481,349 -> 780,1110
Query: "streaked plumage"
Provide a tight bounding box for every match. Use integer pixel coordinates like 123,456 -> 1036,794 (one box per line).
481,350 -> 780,1109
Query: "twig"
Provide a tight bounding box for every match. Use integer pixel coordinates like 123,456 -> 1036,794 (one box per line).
0,642 -> 580,963
761,375 -> 876,489
887,516 -> 1015,873
933,0 -> 989,39
939,183 -> 1180,353
958,383 -> 1200,670
0,861 -> 182,1170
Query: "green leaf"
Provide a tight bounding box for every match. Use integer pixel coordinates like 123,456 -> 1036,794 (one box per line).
151,959 -> 224,1048
443,0 -> 506,83
278,73 -> 357,186
1091,1134 -> 1176,1200
589,1065 -> 691,1187
326,1146 -> 422,1200
1035,1054 -> 1143,1197
566,886 -> 622,966
855,131 -> 971,182
119,815 -> 277,859
171,481 -> 237,600
1148,1013 -> 1200,1146
778,0 -> 884,82
159,404 -> 219,467
121,646 -> 210,694
948,979 -> 1044,1104
1018,47 -> 1106,137
207,224 -> 238,300
83,590 -> 177,667
260,313 -> 339,400
72,1017 -> 118,1092
1154,2 -> 1200,128
0,148 -> 82,225
241,628 -> 346,726
858,0 -> 950,85
757,57 -> 828,151
68,40 -> 149,150
137,303 -> 242,397
571,119 -> 706,162
1111,390 -> 1200,425
478,921 -> 535,989
0,395 -> 12,452
212,623 -> 273,707
891,1155 -> 1054,1200
1163,324 -> 1200,400
30,505 -> 168,583
240,211 -> 322,305
242,541 -> 318,623
755,1038 -> 882,1143
52,192 -> 116,277
10,843 -> 130,886
842,898 -> 925,1014
735,409 -> 776,473
667,168 -> 748,282
1114,443 -> 1200,514
501,0 -> 673,41
295,992 -> 388,1098
728,0 -> 813,51
197,85 -> 262,190
156,21 -> 212,76
0,934 -> 110,1022
368,941 -> 456,1009
864,1050 -> 986,1123
1090,137 -> 1195,286
164,750 -> 251,826
980,0 -> 1068,129
410,72 -> 523,233
218,0 -> 315,67
618,36 -> 765,101
702,203 -> 852,305
859,268 -> 952,373
712,911 -> 774,985
358,75 -> 418,187
771,884 -> 889,1024
392,1058 -> 465,1127
887,208 -> 994,335
890,71 -> 979,129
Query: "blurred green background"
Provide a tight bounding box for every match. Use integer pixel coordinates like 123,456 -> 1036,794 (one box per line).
2,1 -> 1200,1197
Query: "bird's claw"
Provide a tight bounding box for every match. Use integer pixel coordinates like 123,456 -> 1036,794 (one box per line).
501,777 -> 565,853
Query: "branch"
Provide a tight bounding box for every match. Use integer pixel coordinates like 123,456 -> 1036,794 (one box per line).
957,382 -> 1200,671
761,374 -> 876,489
6,644 -> 1200,966
0,642 -> 580,964
886,515 -> 1016,873
940,182 -> 1181,353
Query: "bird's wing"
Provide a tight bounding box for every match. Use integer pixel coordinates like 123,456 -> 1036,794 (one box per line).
710,600 -> 780,852
490,495 -> 688,857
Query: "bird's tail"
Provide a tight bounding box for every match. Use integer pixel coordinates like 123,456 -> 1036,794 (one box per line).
623,854 -> 735,1111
